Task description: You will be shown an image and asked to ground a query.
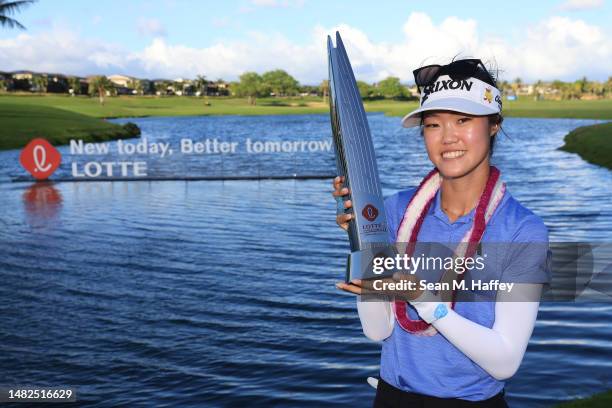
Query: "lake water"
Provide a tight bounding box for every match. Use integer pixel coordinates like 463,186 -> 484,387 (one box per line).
0,114 -> 610,407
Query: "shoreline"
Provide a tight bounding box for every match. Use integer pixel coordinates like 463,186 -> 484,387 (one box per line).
0,102 -> 141,151
553,389 -> 612,407
2,94 -> 611,119
1,94 -> 611,150
559,121 -> 612,169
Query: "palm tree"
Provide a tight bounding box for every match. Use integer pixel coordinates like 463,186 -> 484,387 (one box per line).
512,77 -> 522,96
127,78 -> 144,95
155,81 -> 168,96
576,76 -> 588,94
32,74 -> 47,92
194,75 -> 207,96
68,76 -> 81,95
135,81 -> 144,95
534,80 -> 543,100
605,77 -> 612,98
171,81 -> 183,95
497,80 -> 509,96
320,79 -> 329,103
0,0 -> 36,30
88,76 -> 114,105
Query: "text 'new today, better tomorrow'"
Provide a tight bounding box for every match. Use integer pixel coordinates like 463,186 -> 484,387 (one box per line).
67,137 -> 332,178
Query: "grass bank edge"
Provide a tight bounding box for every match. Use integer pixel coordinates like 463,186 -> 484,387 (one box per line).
0,103 -> 141,151
553,389 -> 612,407
559,121 -> 612,170
1,95 -> 611,151
2,94 -> 611,120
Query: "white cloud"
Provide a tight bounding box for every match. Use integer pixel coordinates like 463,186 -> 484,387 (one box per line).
0,13 -> 609,83
137,18 -> 167,37
0,28 -> 126,75
128,31 -> 320,82
513,16 -> 609,80
310,14 -> 610,83
558,0 -> 604,11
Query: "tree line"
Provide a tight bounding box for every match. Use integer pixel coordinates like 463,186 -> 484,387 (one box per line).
498,77 -> 612,100
2,70 -> 611,104
233,70 -> 414,105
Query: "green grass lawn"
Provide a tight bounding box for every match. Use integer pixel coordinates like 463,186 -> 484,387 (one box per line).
365,98 -> 612,120
0,94 -> 330,119
1,94 -> 611,151
559,121 -> 612,169
0,102 -> 140,150
553,390 -> 612,407
2,94 -> 611,120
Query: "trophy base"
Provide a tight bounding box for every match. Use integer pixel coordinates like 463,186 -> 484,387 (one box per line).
345,247 -> 397,283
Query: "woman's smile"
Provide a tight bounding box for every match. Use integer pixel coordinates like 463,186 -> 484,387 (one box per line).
441,150 -> 467,159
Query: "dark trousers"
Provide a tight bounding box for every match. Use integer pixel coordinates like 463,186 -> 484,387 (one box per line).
373,378 -> 509,408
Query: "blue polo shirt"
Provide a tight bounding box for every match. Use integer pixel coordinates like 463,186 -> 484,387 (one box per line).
379,185 -> 551,401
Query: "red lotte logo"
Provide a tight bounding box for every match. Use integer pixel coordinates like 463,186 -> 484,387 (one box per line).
362,204 -> 379,222
19,138 -> 62,180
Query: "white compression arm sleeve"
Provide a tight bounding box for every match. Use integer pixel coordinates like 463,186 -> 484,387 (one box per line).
356,284 -> 542,381
431,284 -> 542,380
356,297 -> 394,341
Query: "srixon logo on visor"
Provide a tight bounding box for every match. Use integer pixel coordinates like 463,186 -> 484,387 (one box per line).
421,79 -> 474,104
20,138 -> 62,180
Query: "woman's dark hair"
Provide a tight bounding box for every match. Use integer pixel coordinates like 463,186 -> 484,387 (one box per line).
487,113 -> 503,156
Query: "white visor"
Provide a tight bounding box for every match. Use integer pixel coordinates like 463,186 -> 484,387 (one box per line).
401,75 -> 502,128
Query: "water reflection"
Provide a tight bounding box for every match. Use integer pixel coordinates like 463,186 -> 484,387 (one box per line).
22,182 -> 63,227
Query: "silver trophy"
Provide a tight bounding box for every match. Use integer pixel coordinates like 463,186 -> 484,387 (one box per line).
327,32 -> 395,283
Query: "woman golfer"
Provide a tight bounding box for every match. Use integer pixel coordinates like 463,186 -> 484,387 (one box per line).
332,59 -> 551,407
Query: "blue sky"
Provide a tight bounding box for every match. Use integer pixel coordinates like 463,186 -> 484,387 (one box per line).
0,0 -> 610,83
